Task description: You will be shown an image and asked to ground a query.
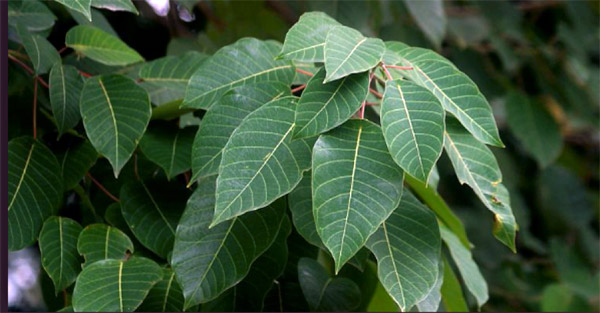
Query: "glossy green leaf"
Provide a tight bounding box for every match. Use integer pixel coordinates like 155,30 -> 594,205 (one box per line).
212,97 -> 313,226
16,23 -> 60,74
139,123 -> 195,179
91,0 -> 138,14
403,0 -> 446,47
294,68 -> 369,139
80,75 -> 151,177
137,268 -> 187,312
366,190 -> 441,311
190,82 -> 290,181
77,223 -> 134,265
183,38 -> 295,109
49,64 -> 84,136
297,257 -> 361,311
381,79 -> 445,183
313,119 -> 404,272
56,139 -> 97,191
120,181 -> 187,258
8,0 -> 56,32
72,257 -> 162,312
444,118 -> 517,250
172,176 -> 286,308
8,137 -> 63,251
278,12 -> 341,62
39,216 -> 83,293
66,25 -> 144,66
323,25 -> 384,83
440,256 -> 468,312
506,91 -> 563,167
55,0 -> 92,21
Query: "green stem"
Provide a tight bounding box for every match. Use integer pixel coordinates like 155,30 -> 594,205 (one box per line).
151,99 -> 195,120
73,185 -> 102,222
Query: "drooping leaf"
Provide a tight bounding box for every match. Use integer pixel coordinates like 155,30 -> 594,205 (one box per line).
80,74 -> 151,177
91,0 -> 139,14
8,0 -> 56,32
381,79 -> 445,183
49,64 -> 85,136
183,38 -> 295,109
77,223 -> 134,265
212,97 -> 313,226
402,0 -> 447,47
444,117 -> 517,250
366,190 -> 441,311
172,176 -> 286,308
39,216 -> 83,293
139,123 -> 196,179
55,138 -> 97,191
278,12 -> 341,62
120,180 -> 187,258
440,226 -> 489,308
8,137 -> 63,251
16,23 -> 60,74
440,256 -> 469,312
294,68 -> 369,139
190,82 -> 290,181
72,257 -> 162,312
297,257 -> 361,311
55,0 -> 92,21
506,91 -> 563,167
137,268 -> 188,312
313,119 -> 404,272
323,25 -> 385,83
66,25 -> 144,66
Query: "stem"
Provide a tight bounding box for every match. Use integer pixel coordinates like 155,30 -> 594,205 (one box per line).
385,65 -> 414,70
291,84 -> 306,93
32,78 -> 38,139
8,54 -> 49,88
381,64 -> 393,80
73,185 -> 102,222
58,46 -> 68,54
78,70 -> 92,78
295,68 -> 314,77
358,72 -> 375,119
369,88 -> 383,99
86,173 -> 120,202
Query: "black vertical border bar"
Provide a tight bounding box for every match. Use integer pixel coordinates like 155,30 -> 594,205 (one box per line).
1,0 -> 8,312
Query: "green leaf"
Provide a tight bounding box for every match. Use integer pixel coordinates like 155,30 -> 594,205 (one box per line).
183,38 -> 295,109
323,25 -> 385,83
8,0 -> 56,32
137,268 -> 188,312
381,79 -> 445,183
416,261 -> 443,312
120,180 -> 187,258
440,226 -> 489,308
16,23 -> 60,74
91,0 -> 138,14
56,139 -> 98,191
212,97 -> 313,226
171,176 -> 286,308
366,190 -> 441,311
8,137 -> 63,251
444,118 -> 517,250
278,12 -> 341,62
440,256 -> 468,312
66,25 -> 144,66
72,257 -> 162,312
402,0 -> 446,47
139,52 -> 208,105
289,172 -> 323,248
506,91 -> 563,167
55,0 -> 92,21
80,74 -> 151,177
190,82 -> 290,181
49,64 -> 85,136
550,238 -> 599,298
77,223 -> 134,265
139,123 -> 196,179
297,257 -> 361,311
69,8 -> 117,37
294,68 -> 369,139
313,119 -> 404,272
39,216 -> 83,293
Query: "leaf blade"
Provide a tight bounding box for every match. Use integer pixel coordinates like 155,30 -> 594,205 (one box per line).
66,25 -> 144,66
279,12 -> 341,62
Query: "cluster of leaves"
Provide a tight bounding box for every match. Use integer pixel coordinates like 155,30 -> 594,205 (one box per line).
7,0 -> 599,312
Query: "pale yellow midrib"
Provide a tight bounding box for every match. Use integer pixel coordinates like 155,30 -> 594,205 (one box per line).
98,78 -> 119,170
8,143 -> 35,211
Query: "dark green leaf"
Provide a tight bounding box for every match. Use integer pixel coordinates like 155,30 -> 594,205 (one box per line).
56,0 -> 92,21
139,123 -> 196,179
77,223 -> 134,265
56,139 -> 97,191
49,64 -> 85,136
137,268 -> 187,312
8,0 -> 56,32
66,25 -> 144,66
440,256 -> 468,312
16,23 -> 60,74
69,8 -> 118,37
91,0 -> 138,14
279,12 -> 341,62
403,0 -> 446,47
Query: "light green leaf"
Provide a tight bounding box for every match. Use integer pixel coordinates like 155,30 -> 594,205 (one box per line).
39,216 -> 83,293
403,0 -> 446,47
278,12 -> 341,62
440,256 -> 468,312
91,0 -> 138,14
69,8 -> 117,37
8,0 -> 56,32
77,223 -> 134,265
120,181 -> 187,258
440,226 -> 488,308
323,25 -> 385,83
139,123 -> 196,179
80,75 -> 151,177
190,82 -> 290,181
313,119 -> 404,272
66,25 -> 144,66
49,64 -> 84,136
212,97 -> 313,226
8,137 -> 63,251
16,23 -> 60,74
444,118 -> 517,250
506,91 -> 563,167
55,0 -> 92,21
294,68 -> 369,139
172,176 -> 286,308
381,79 -> 445,183
137,268 -> 188,312
56,139 -> 97,191
72,257 -> 162,312
297,257 -> 361,311
183,38 -> 295,109
366,190 -> 441,311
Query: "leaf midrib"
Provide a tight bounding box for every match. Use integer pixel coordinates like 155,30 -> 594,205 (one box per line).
98,78 -> 119,171
8,142 -> 35,211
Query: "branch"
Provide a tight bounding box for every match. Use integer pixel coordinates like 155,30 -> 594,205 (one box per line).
295,68 -> 314,77
86,173 -> 120,202
291,84 -> 306,94
8,54 -> 49,88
